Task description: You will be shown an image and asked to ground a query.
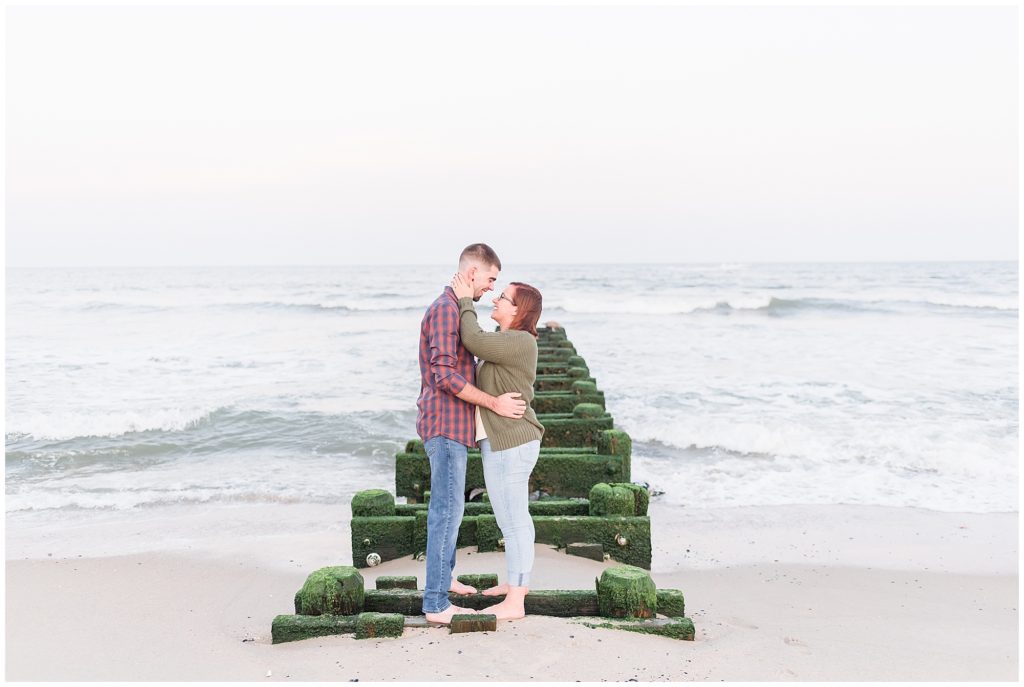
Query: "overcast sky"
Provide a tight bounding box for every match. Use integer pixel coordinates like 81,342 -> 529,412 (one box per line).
6,4 -> 1018,267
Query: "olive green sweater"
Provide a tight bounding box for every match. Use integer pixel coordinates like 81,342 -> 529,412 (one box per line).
458,297 -> 545,451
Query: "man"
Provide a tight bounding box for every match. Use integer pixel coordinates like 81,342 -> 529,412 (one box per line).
417,243 -> 527,624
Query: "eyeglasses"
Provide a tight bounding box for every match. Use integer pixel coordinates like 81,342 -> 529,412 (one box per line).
498,292 -> 516,305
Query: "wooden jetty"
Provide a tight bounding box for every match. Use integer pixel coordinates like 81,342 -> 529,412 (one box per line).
272,325 -> 696,642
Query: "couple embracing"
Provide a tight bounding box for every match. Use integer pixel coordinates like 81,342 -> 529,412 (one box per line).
416,243 -> 545,625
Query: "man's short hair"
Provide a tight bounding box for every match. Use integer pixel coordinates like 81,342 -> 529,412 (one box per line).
459,243 -> 501,271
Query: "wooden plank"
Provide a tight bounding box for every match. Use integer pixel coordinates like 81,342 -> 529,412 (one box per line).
456,573 -> 498,590
395,451 -> 629,501
570,616 -> 695,641
355,612 -> 404,639
363,588 -> 601,617
375,576 -> 417,590
394,499 -> 590,518
450,614 -> 497,633
566,542 -> 605,562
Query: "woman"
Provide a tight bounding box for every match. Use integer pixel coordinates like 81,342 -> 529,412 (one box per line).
451,273 -> 544,621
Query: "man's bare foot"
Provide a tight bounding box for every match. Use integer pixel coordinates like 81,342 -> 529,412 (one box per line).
449,580 -> 477,595
482,597 -> 525,621
425,605 -> 477,625
481,583 -> 509,597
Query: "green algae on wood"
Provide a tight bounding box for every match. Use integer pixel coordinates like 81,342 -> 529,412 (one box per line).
539,414 -> 614,448
598,429 -> 632,458
395,450 -> 629,501
457,573 -> 498,590
351,489 -> 396,517
362,588 -> 601,617
355,612 -> 404,639
571,616 -> 695,641
375,575 -> 417,590
656,589 -> 685,617
535,375 -> 596,392
272,613 -> 358,643
475,514 -> 501,552
358,588 -> 685,619
537,348 -> 574,362
607,482 -> 649,516
572,402 -> 605,419
532,516 -> 652,568
351,516 -> 416,568
395,499 -> 590,519
450,614 -> 497,633
533,391 -> 606,414
588,483 -> 636,516
296,566 -> 365,616
597,566 -> 657,618
566,542 -> 605,561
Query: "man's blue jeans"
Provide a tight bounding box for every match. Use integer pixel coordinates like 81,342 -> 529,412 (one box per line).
421,436 -> 469,614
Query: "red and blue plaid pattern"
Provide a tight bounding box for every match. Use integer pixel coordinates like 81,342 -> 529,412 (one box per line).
416,286 -> 476,447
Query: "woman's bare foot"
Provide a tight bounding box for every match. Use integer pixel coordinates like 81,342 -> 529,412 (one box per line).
425,604 -> 477,625
449,580 -> 477,595
482,585 -> 528,620
481,582 -> 509,597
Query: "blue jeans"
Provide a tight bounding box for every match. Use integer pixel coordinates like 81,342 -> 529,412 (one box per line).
480,438 -> 541,587
421,436 -> 469,614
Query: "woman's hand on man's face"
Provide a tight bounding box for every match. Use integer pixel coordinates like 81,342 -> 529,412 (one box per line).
451,273 -> 474,299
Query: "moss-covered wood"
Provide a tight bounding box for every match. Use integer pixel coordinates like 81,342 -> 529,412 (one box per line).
450,614 -> 497,633
351,516 -> 416,568
295,566 -> 365,616
363,588 -> 602,617
588,483 -> 636,516
656,589 -> 685,617
271,614 -> 358,643
350,489 -> 396,517
403,441 -> 599,458
571,380 -> 599,395
396,499 -> 589,518
350,510 -> 649,567
375,575 -> 417,590
533,391 -> 605,414
597,429 -> 632,458
531,515 -> 652,568
606,482 -> 649,516
539,414 -> 614,448
571,616 -> 695,641
597,566 -> 657,618
566,542 -> 605,561
597,429 -> 632,479
537,362 -> 590,376
475,514 -> 501,552
355,612 -> 404,639
535,375 -> 590,392
537,348 -> 573,362
396,450 -> 629,501
457,573 -> 498,589
303,586 -> 686,621
572,402 -> 605,419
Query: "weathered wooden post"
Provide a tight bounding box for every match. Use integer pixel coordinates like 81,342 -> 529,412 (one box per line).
295,566 -> 365,616
351,489 -> 396,517
589,483 -> 636,516
596,566 -> 658,619
355,612 -> 404,639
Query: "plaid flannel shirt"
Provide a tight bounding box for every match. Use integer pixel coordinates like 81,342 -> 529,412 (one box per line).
416,286 -> 476,447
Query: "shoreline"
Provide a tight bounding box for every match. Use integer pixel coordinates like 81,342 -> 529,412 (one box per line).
5,502 -> 1018,681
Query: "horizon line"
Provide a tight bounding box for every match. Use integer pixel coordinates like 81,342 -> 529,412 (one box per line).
5,259 -> 1019,270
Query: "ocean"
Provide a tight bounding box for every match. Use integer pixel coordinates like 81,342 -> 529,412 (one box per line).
5,262 -> 1018,535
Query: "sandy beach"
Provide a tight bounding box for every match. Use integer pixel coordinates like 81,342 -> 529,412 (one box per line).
5,501 -> 1017,681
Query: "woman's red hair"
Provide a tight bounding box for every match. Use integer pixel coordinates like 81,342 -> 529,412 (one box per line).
508,282 -> 542,338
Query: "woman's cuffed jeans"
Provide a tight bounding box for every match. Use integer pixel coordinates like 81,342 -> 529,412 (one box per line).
480,438 -> 541,587
421,436 -> 468,614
